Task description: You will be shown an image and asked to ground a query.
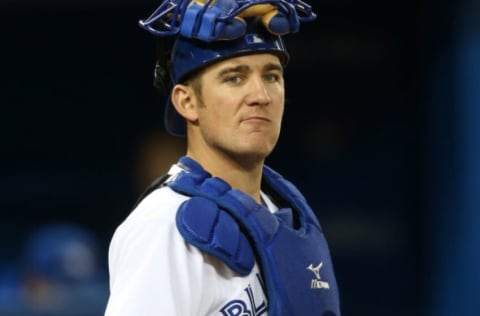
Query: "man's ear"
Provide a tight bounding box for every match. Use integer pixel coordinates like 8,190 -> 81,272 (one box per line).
171,84 -> 199,122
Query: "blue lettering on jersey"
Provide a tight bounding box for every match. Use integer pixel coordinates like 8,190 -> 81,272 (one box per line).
220,273 -> 267,316
220,300 -> 251,316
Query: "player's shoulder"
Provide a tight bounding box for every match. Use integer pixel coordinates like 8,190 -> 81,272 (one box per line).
120,163 -> 190,226
108,185 -> 189,256
123,185 -> 188,228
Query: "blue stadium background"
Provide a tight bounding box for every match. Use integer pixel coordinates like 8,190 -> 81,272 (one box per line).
1,0 -> 479,315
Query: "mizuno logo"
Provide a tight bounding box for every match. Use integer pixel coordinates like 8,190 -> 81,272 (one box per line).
307,262 -> 330,290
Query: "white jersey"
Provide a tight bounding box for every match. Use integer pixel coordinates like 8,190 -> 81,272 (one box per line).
105,163 -> 278,316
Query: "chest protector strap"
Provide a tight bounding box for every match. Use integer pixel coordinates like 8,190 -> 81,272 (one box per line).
169,156 -> 341,316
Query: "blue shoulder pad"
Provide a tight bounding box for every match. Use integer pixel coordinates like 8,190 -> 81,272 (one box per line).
176,196 -> 255,276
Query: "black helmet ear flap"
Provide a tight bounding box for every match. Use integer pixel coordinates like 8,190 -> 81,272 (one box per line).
153,37 -> 174,95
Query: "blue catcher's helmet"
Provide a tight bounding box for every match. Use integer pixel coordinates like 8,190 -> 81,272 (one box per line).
139,0 -> 316,137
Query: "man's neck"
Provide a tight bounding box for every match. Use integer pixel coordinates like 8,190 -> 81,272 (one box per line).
185,150 -> 265,204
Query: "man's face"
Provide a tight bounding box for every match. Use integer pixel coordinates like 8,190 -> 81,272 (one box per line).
193,53 -> 285,161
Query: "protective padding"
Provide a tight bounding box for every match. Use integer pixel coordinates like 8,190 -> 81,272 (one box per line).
169,156 -> 341,316
139,0 -> 316,40
176,196 -> 255,275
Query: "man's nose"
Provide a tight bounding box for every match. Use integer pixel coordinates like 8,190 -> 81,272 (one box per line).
245,76 -> 271,106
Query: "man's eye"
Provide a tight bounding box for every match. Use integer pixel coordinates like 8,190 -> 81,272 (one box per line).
225,76 -> 242,84
264,73 -> 280,82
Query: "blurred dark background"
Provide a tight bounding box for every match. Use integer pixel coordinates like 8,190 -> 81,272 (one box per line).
1,0 -> 479,315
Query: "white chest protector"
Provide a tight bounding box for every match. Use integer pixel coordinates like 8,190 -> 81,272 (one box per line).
167,157 -> 341,316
